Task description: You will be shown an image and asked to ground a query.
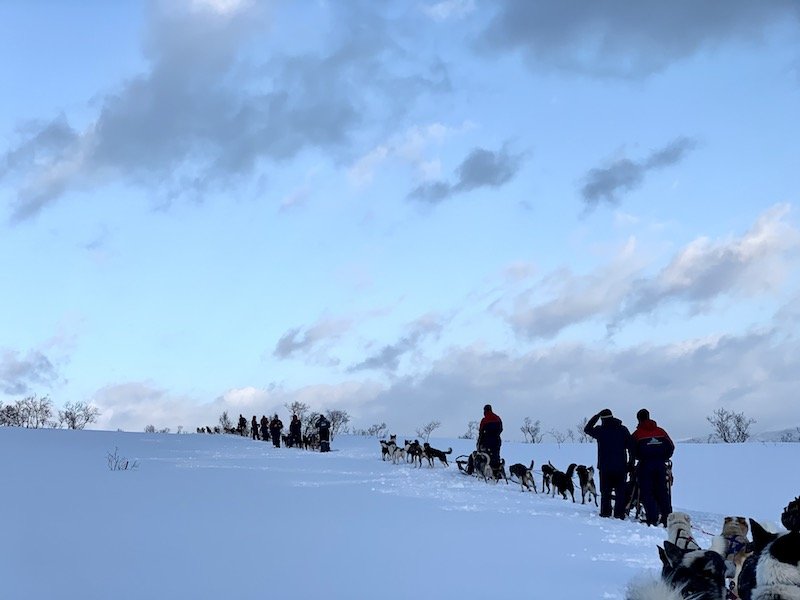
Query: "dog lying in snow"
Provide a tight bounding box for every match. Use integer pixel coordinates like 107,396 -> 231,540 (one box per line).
737,515 -> 800,600
508,461 -> 537,492
626,541 -> 727,600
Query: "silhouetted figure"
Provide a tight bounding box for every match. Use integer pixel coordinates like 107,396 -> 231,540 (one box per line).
316,414 -> 331,452
251,416 -> 260,440
478,404 -> 503,468
269,414 -> 284,448
584,408 -> 634,519
238,414 -> 247,436
260,415 -> 269,441
289,415 -> 302,448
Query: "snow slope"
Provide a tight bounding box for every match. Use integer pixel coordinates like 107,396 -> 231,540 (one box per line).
1,429 -> 796,599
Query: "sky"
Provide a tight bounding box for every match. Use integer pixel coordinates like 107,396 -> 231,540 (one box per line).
1,0 -> 799,439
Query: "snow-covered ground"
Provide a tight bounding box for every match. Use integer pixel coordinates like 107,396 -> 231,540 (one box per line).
1,428 -> 796,599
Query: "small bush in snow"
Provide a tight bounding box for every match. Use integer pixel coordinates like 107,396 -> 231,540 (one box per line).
107,447 -> 139,471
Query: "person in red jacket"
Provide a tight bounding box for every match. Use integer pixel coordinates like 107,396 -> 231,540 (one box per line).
478,404 -> 503,468
632,408 -> 674,527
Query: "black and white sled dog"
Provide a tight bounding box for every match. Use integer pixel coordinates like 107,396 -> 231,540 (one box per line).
550,463 -> 577,502
627,540 -> 727,600
380,435 -> 405,463
508,460 -> 537,493
737,516 -> 800,600
541,462 -> 556,495
422,443 -> 452,467
575,465 -> 598,506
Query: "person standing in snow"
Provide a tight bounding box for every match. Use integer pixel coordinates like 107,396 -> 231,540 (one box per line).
269,414 -> 284,448
316,414 -> 331,452
289,414 -> 302,448
237,414 -> 247,436
583,409 -> 634,519
477,404 -> 503,468
631,408 -> 674,527
260,415 -> 269,441
251,415 -> 260,441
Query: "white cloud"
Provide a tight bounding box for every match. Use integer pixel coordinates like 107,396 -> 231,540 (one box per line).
500,206 -> 800,339
348,121 -> 469,188
422,0 -> 476,21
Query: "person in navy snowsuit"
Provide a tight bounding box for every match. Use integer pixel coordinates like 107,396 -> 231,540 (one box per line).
584,408 -> 634,519
632,408 -> 674,526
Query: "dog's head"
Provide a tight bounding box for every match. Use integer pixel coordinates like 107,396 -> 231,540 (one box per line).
389,434 -> 397,442
721,516 -> 749,539
423,442 -> 430,450
660,541 -> 727,600
667,512 -> 693,531
541,463 -> 556,476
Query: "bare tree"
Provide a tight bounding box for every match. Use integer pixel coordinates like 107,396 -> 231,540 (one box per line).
366,422 -> 388,437
144,424 -> 156,433
549,428 -> 568,447
416,420 -> 441,443
574,417 -> 592,443
218,411 -> 233,431
706,408 -> 756,443
325,409 -> 350,440
520,417 -> 543,443
459,420 -> 478,439
16,395 -> 54,428
285,401 -> 310,422
58,401 -> 101,430
0,403 -> 22,427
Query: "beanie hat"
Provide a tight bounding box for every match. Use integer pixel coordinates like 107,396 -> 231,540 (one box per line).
483,404 -> 492,413
636,408 -> 650,422
782,496 -> 800,532
599,408 -> 613,419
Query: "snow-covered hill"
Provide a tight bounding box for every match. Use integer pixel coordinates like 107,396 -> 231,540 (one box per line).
1,428 -> 795,599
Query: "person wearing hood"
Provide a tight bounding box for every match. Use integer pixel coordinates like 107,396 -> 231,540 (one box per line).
584,409 -> 634,519
631,408 -> 675,527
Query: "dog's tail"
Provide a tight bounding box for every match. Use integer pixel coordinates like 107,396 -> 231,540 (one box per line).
445,448 -> 452,454
528,460 -> 535,471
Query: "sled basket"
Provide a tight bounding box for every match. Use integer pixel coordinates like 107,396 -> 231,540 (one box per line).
455,455 -> 471,474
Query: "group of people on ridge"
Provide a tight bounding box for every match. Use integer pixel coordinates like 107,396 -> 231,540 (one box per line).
237,413 -> 332,452
583,407 -> 674,526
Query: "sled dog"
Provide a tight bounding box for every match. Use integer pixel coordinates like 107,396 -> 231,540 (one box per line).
576,465 -> 598,506
508,461 -> 537,493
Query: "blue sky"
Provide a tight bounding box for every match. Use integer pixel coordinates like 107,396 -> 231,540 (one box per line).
1,0 -> 799,439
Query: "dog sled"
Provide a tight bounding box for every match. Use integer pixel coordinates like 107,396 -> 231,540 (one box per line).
455,450 -> 508,483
